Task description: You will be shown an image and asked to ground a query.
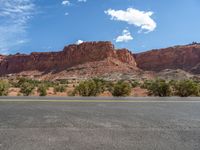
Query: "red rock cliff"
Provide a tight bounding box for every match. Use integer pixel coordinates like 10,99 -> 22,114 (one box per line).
135,44 -> 200,74
0,41 -> 138,75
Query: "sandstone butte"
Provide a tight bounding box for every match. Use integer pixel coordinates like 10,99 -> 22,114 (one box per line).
0,41 -> 200,79
0,41 -> 138,78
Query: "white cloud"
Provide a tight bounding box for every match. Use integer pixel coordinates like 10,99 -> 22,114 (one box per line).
115,29 -> 133,43
64,12 -> 69,16
76,40 -> 84,45
78,0 -> 87,2
0,0 -> 35,54
105,8 -> 156,33
62,0 -> 70,6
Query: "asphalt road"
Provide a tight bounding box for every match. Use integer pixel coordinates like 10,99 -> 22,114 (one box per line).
0,98 -> 200,150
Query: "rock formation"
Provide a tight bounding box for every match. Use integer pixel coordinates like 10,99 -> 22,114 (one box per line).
1,41 -> 200,80
0,41 -> 138,77
135,44 -> 200,74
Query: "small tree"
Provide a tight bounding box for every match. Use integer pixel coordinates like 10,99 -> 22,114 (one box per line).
38,85 -> 47,96
20,82 -> 35,96
0,80 -> 9,96
111,81 -> 131,97
174,80 -> 200,97
146,79 -> 171,97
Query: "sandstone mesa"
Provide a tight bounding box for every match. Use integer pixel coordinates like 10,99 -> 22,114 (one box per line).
0,41 -> 200,80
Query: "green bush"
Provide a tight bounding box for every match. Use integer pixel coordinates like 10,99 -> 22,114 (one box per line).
105,81 -> 114,92
173,80 -> 200,97
16,78 -> 41,88
54,85 -> 66,93
42,80 -> 57,88
58,79 -> 69,85
20,82 -> 35,96
38,85 -> 48,96
8,79 -> 18,88
111,81 -> 131,97
145,79 -> 171,97
131,80 -> 140,88
140,80 -> 154,89
92,78 -> 107,93
0,80 -> 9,96
73,79 -> 105,96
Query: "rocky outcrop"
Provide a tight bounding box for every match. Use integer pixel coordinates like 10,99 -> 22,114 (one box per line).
2,41 -> 200,80
135,44 -> 200,74
116,49 -> 137,66
0,41 -> 138,76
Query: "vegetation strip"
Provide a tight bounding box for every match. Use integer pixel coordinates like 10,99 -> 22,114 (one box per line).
0,99 -> 200,103
1,77 -> 200,97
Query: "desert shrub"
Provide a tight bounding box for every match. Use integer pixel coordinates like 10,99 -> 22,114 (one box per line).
111,81 -> 131,97
140,80 -> 154,89
8,79 -> 18,88
131,80 -> 140,88
92,78 -> 107,93
54,85 -> 66,93
16,78 -> 41,88
67,90 -> 76,96
42,80 -> 57,88
38,85 -> 48,96
58,79 -> 69,85
105,81 -> 114,92
173,80 -> 200,97
0,80 -> 9,96
20,82 -> 35,96
145,79 -> 171,97
73,79 -> 105,96
16,78 -> 25,87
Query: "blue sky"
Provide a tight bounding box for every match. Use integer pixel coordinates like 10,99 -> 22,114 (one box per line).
0,0 -> 200,54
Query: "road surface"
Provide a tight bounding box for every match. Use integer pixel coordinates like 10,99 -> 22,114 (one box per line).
0,97 -> 200,150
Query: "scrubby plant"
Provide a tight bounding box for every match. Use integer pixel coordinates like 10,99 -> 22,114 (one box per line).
42,80 -> 57,88
38,85 -> 48,96
173,80 -> 200,97
16,78 -> 41,88
67,90 -> 76,96
20,82 -> 35,96
92,78 -> 107,93
111,81 -> 131,97
73,79 -> 106,96
145,79 -> 171,97
58,79 -> 69,85
131,80 -> 140,88
53,85 -> 66,93
105,81 -> 114,92
140,80 -> 154,89
0,80 -> 9,96
8,79 -> 18,88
